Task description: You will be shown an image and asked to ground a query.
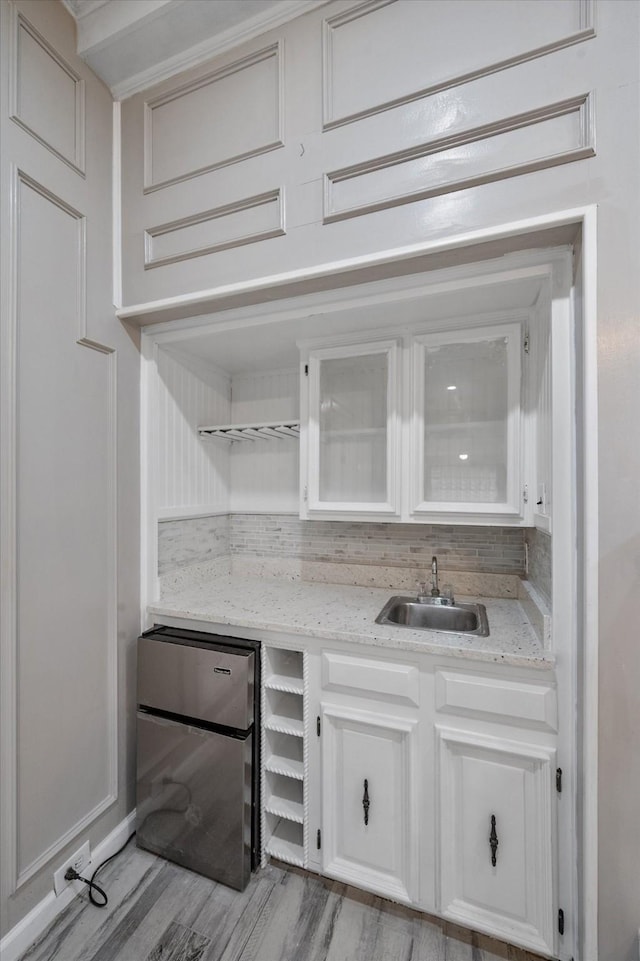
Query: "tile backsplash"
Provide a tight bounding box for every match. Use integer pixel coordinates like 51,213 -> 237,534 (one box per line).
158,513 -> 537,599
229,514 -> 526,572
158,514 -> 229,576
525,527 -> 552,607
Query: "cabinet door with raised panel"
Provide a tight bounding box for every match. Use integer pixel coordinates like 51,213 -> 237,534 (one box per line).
301,340 -> 401,518
437,727 -> 556,956
321,703 -> 418,904
411,323 -> 525,522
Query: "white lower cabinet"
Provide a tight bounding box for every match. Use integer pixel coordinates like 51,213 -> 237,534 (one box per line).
265,642 -> 563,959
437,727 -> 557,956
320,703 -> 419,904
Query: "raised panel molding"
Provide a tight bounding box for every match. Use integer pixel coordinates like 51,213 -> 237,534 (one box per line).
323,0 -> 595,129
437,726 -> 556,955
321,703 -> 419,904
7,169 -> 118,888
321,652 -> 420,706
144,189 -> 285,269
16,170 -> 86,332
435,670 -> 558,732
10,8 -> 85,174
143,43 -> 284,192
324,93 -> 595,223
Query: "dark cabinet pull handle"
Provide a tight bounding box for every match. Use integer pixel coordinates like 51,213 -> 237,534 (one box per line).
489,814 -> 498,866
363,779 -> 370,825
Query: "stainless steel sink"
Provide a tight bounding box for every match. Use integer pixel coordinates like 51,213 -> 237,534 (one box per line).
375,595 -> 490,636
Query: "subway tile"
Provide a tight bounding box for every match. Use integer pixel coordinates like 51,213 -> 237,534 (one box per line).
159,513 -> 529,580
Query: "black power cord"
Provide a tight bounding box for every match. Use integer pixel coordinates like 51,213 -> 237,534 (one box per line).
64,831 -> 136,908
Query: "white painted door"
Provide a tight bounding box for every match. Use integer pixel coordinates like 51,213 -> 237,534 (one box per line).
320,703 -> 418,904
301,339 -> 401,518
437,727 -> 556,956
410,322 -> 525,523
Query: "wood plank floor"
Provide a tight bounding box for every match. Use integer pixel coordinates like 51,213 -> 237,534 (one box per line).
18,842 -> 549,961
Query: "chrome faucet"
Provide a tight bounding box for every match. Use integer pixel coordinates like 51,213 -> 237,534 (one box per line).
416,556 -> 455,605
431,555 -> 440,596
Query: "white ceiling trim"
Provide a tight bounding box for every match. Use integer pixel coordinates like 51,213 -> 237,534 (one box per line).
112,0 -> 328,101
73,0 -> 173,54
61,0 -> 111,18
66,0 -> 329,101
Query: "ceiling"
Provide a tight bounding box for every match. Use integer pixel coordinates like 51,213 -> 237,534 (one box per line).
158,259 -> 549,375
61,0 -> 326,100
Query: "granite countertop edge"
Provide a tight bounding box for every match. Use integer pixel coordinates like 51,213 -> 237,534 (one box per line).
147,574 -> 554,670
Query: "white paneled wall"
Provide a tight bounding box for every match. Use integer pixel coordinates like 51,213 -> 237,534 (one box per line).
322,0 -> 587,129
120,0 -> 596,306
156,348 -> 231,514
1,0 -> 141,938
16,175 -> 113,884
229,368 -> 299,512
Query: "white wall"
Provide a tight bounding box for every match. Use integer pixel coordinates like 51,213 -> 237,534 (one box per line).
155,347 -> 231,515
151,350 -> 299,518
120,2 -> 640,957
229,368 -> 299,514
0,0 -> 140,937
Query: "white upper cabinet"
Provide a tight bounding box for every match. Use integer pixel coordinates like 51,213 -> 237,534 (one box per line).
148,252 -> 565,532
410,322 -> 525,522
300,318 -> 530,525
300,338 -> 401,519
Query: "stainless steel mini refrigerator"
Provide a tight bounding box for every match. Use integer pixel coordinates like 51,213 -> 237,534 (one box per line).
136,626 -> 260,891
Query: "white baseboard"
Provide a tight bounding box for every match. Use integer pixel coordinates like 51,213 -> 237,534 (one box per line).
0,810 -> 136,961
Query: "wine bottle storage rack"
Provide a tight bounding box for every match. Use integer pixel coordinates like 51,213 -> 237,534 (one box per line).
262,646 -> 306,867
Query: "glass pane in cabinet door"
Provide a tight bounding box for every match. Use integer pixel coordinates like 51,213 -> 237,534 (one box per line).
424,337 -> 508,503
319,353 -> 387,503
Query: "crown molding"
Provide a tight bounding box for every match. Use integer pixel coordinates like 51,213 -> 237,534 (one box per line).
111,0 -> 328,100
61,0 -> 111,19
62,0 -> 328,100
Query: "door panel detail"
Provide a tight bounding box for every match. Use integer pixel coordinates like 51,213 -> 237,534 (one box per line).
437,726 -> 556,955
321,703 -> 418,904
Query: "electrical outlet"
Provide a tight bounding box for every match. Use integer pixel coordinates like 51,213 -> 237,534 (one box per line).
53,841 -> 91,896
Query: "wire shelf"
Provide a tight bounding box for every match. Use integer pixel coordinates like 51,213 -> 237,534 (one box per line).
198,420 -> 300,441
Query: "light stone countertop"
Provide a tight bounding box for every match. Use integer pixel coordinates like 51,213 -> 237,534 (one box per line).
148,573 -> 553,669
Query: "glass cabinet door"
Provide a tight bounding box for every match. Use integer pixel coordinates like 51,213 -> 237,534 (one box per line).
411,323 -> 523,518
304,340 -> 400,516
